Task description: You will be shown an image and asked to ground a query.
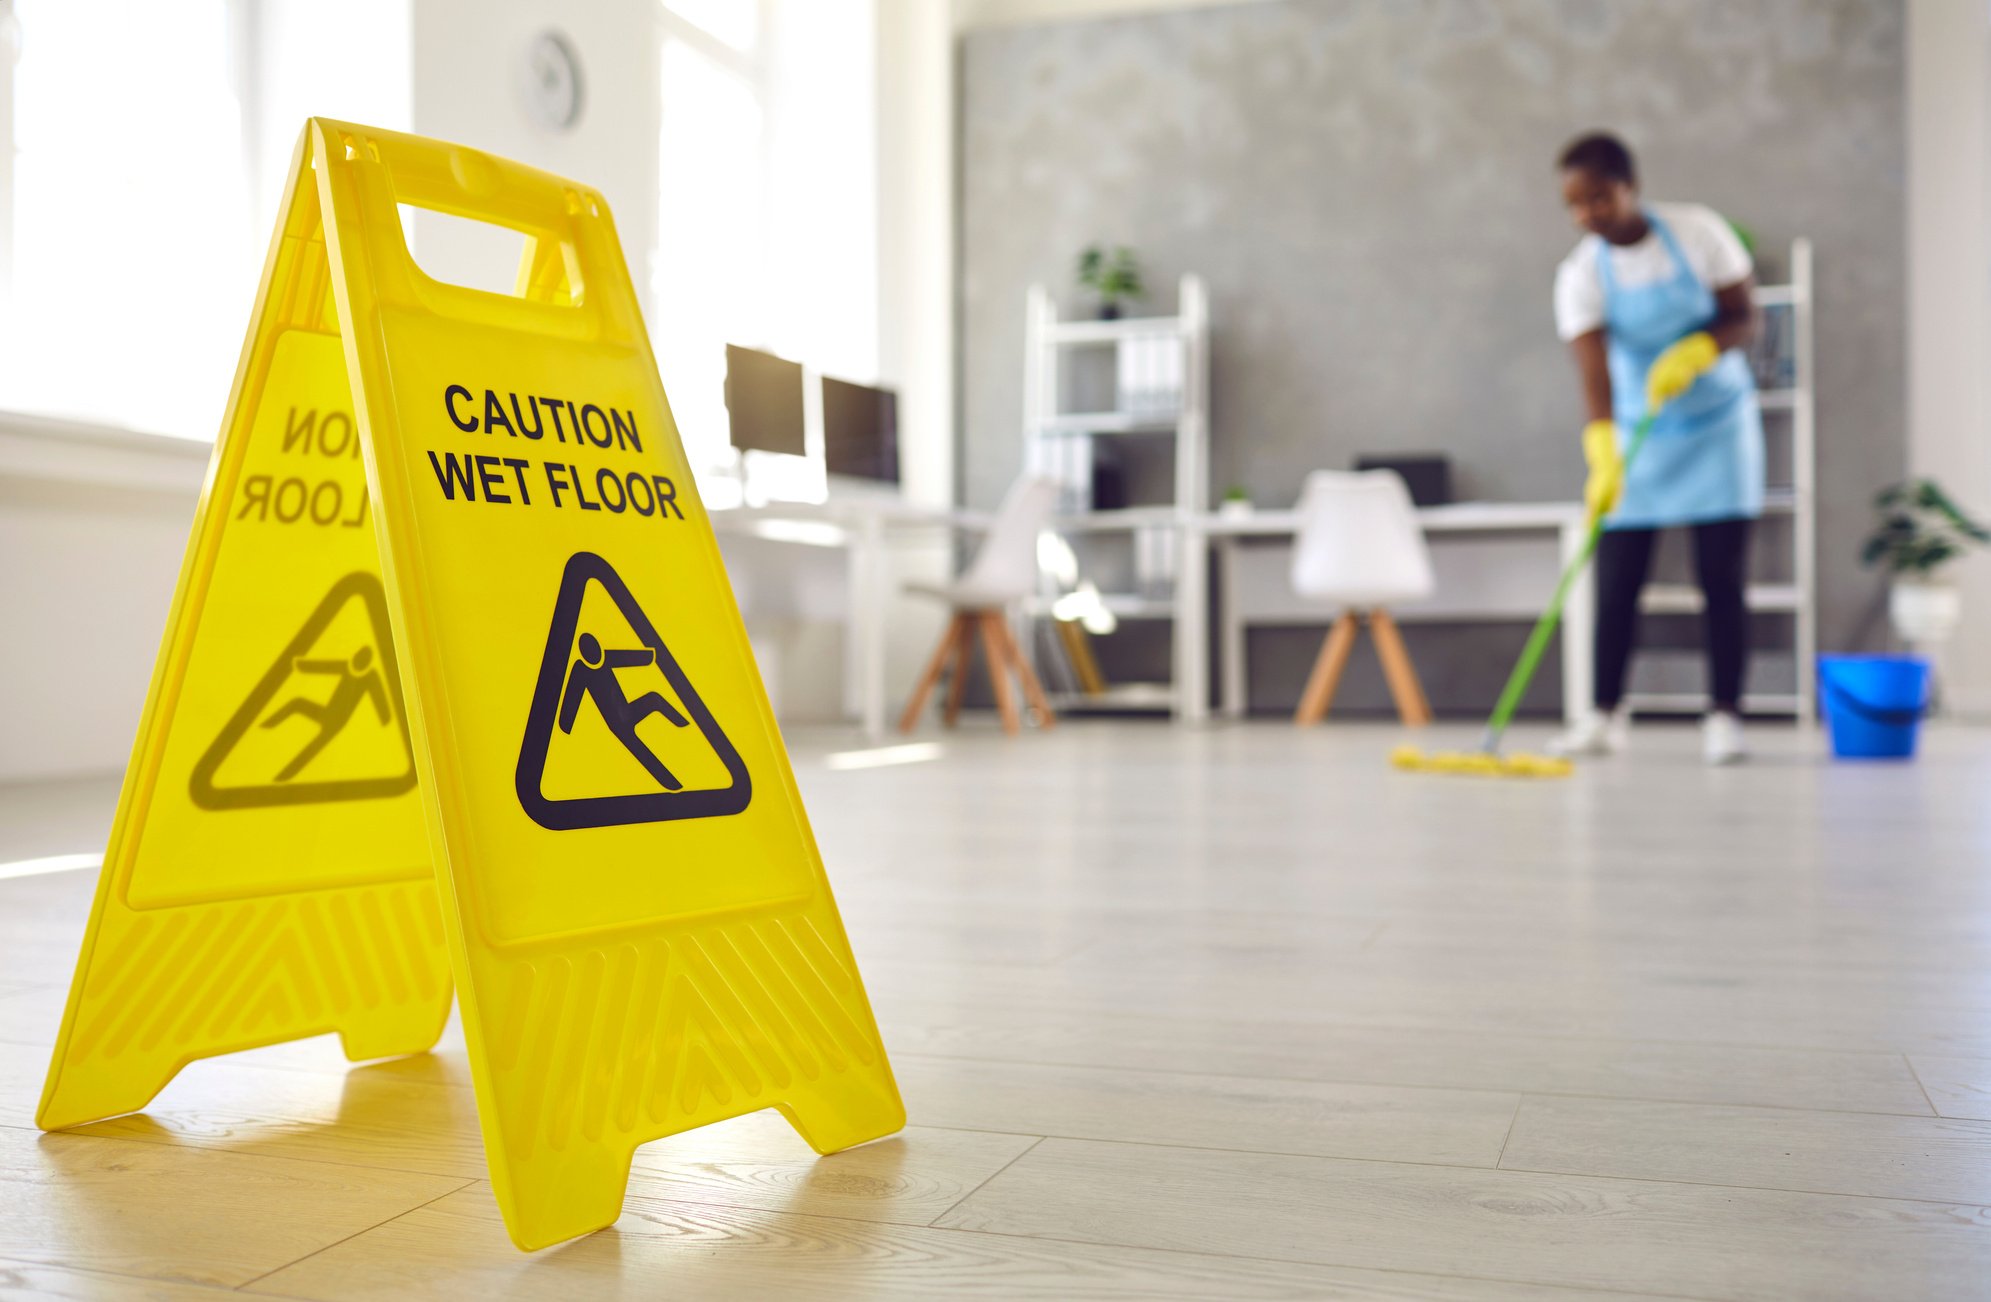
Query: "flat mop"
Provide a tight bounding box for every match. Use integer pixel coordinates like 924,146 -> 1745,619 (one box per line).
1392,410 -> 1657,778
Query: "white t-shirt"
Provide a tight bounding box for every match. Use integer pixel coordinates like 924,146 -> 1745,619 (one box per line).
1553,202 -> 1753,342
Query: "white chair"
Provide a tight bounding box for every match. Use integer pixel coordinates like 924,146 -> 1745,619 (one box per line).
1289,470 -> 1435,727
899,475 -> 1061,735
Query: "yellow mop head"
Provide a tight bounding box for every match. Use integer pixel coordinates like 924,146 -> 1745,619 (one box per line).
1390,745 -> 1573,778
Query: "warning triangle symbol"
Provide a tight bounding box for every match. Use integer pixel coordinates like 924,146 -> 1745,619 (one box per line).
514,551 -> 751,831
189,572 -> 418,810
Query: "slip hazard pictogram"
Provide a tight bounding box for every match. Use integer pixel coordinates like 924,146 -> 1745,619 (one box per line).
514,551 -> 750,830
189,572 -> 416,810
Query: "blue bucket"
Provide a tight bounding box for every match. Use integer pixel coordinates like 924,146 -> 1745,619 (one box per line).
1817,654 -> 1931,760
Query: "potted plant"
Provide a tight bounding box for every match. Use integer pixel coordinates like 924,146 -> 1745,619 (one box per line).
1218,485 -> 1254,519
1860,478 -> 1991,648
1077,245 -> 1145,320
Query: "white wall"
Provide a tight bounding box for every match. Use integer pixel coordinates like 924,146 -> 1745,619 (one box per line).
0,419 -> 205,782
409,0 -> 662,303
1906,0 -> 1991,715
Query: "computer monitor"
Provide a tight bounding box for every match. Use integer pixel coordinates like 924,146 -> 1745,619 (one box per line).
725,344 -> 806,456
821,376 -> 900,486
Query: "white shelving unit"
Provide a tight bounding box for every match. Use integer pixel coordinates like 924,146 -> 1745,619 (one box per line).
1625,238 -> 1816,720
1020,275 -> 1210,718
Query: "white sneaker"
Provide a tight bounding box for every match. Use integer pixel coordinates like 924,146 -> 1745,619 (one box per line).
1702,711 -> 1746,765
1548,707 -> 1630,757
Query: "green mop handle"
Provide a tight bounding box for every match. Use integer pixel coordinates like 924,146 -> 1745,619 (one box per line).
1478,412 -> 1656,752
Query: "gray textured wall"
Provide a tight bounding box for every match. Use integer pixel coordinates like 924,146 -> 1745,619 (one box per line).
960,0 -> 1906,714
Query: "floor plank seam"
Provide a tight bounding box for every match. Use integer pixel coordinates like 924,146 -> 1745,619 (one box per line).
886,1048 -> 1949,1121
887,1011 -> 1943,1059
229,1177 -> 478,1294
1495,1093 -> 1524,1167
916,1220 -> 1725,1302
15,1123 -> 492,1185
609,1187 -> 1718,1299
15,1022 -> 1942,1090
955,1131 -> 1991,1208
1902,1052 -> 1943,1116
25,1115 -> 1991,1222
885,1010 -> 1952,1060
0,1254 -> 246,1297
1486,1160 -> 1991,1208
10,1106 -> 1068,1172
624,1181 -> 1669,1292
7,1040 -> 1973,1110
923,1134 -> 1045,1227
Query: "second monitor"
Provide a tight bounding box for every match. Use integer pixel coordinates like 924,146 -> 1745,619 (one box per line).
821,376 -> 899,485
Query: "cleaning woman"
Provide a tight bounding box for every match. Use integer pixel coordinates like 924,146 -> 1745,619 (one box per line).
1548,132 -> 1762,765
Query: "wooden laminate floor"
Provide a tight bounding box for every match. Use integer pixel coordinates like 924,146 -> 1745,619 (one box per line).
3,719 -> 1990,1300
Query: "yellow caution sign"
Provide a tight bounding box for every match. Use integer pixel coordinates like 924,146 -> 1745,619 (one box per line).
37,120 -> 904,1251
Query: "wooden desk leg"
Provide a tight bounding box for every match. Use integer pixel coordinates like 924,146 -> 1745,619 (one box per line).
978,612 -> 1022,735
844,512 -> 890,738
1294,611 -> 1359,726
1370,608 -> 1433,727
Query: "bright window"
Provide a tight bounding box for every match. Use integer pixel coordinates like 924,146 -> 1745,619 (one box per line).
668,0 -> 760,54
651,0 -> 876,485
1,0 -> 253,441
0,0 -> 872,464
653,20 -> 768,476
0,0 -> 409,441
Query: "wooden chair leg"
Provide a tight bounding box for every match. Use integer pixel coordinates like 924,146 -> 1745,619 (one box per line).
900,614 -> 967,733
996,617 -> 1057,729
1369,608 -> 1433,727
1294,612 -> 1359,727
977,612 -> 1022,735
942,615 -> 974,728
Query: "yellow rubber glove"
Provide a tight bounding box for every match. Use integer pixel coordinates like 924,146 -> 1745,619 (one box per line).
1582,418 -> 1623,520
1645,330 -> 1720,410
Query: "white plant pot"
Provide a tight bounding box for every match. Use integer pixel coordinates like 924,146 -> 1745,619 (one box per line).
1890,579 -> 1961,648
1217,499 -> 1254,519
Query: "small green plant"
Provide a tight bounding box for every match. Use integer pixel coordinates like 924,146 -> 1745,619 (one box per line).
1222,484 -> 1251,502
1077,245 -> 1145,318
1861,479 -> 1991,578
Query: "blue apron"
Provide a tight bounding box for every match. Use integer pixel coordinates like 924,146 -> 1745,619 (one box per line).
1598,209 -> 1763,529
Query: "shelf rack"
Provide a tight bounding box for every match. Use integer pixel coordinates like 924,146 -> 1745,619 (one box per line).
1020,275 -> 1210,717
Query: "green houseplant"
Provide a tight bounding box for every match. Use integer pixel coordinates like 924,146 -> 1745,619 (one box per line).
1077,245 -> 1145,319
1861,478 -> 1990,648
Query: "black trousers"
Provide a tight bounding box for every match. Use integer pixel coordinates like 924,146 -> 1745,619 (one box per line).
1594,517 -> 1753,713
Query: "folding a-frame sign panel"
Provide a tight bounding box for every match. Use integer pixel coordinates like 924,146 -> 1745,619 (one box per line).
37,120 -> 904,1251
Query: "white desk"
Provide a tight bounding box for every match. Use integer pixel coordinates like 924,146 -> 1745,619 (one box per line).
1194,502 -> 1591,725
711,496 -> 1589,734
709,497 -> 983,739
